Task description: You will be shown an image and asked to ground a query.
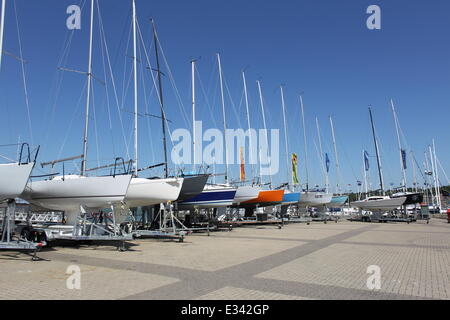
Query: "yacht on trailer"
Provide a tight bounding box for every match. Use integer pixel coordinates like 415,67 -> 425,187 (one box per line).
298,95 -> 332,207
351,106 -> 406,211
21,0 -> 134,224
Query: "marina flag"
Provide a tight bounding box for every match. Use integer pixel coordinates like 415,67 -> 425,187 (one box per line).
292,153 -> 299,185
240,146 -> 245,181
325,153 -> 330,173
364,150 -> 370,172
401,149 -> 407,170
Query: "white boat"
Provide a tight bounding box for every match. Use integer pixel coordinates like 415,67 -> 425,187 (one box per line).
0,162 -> 34,201
22,174 -> 132,224
298,191 -> 333,207
233,185 -> 260,205
124,177 -> 183,208
352,196 -> 406,211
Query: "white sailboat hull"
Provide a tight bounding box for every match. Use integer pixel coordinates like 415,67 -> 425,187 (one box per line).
233,185 -> 260,205
22,175 -> 132,212
298,192 -> 333,207
352,197 -> 406,211
124,177 -> 183,208
0,162 -> 34,201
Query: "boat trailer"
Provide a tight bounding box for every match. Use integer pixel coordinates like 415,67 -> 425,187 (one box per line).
0,200 -> 45,260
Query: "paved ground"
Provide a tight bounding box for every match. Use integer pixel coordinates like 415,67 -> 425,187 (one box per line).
1,219 -> 449,300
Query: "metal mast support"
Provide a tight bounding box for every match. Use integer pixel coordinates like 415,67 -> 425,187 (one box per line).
300,95 -> 309,191
242,71 -> 255,181
280,86 -> 291,188
132,0 -> 138,176
81,0 -> 95,176
152,21 -> 168,178
0,0 -> 5,72
315,117 -> 328,193
256,80 -> 272,188
368,106 -> 385,194
329,116 -> 341,194
391,99 -> 407,192
217,53 -> 229,184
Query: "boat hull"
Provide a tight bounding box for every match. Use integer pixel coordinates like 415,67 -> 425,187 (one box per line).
298,192 -> 333,207
233,186 -> 261,205
329,195 -> 349,207
352,197 -> 406,211
0,162 -> 34,201
178,186 -> 237,209
240,189 -> 285,208
282,191 -> 301,205
125,177 -> 183,208
391,192 -> 423,205
22,175 -> 132,212
177,175 -> 209,201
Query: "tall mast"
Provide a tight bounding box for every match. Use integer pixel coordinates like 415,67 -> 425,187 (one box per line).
242,71 -> 255,181
280,86 -> 291,188
315,117 -> 328,193
131,0 -> 138,176
191,59 -> 196,172
0,0 -> 6,72
329,116 -> 341,194
410,151 -> 418,193
256,80 -> 272,188
424,151 -> 435,205
368,106 -> 384,194
152,21 -> 168,178
432,139 -> 441,209
81,0 -> 95,176
300,95 -> 309,191
217,53 -> 229,184
390,99 -> 407,192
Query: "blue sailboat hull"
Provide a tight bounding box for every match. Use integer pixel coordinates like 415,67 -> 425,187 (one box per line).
178,188 -> 237,208
330,195 -> 349,207
282,192 -> 301,204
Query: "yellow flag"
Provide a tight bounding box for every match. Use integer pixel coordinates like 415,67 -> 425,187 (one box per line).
240,147 -> 245,181
292,153 -> 299,185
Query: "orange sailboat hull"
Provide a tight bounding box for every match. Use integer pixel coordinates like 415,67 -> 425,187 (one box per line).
240,189 -> 285,207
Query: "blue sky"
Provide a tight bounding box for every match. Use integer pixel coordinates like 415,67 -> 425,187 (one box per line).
0,0 -> 449,192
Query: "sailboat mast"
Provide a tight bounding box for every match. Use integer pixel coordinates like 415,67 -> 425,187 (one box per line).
0,0 -> 5,72
300,95 -> 309,191
217,53 -> 229,184
242,71 -> 255,181
410,151 -> 418,193
329,116 -> 341,194
368,106 -> 385,194
191,59 -> 196,171
424,151 -> 435,205
132,0 -> 138,176
152,21 -> 168,178
315,117 -> 328,193
81,0 -> 95,176
280,86 -> 291,188
390,99 -> 407,192
257,80 -> 272,188
432,139 -> 441,209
